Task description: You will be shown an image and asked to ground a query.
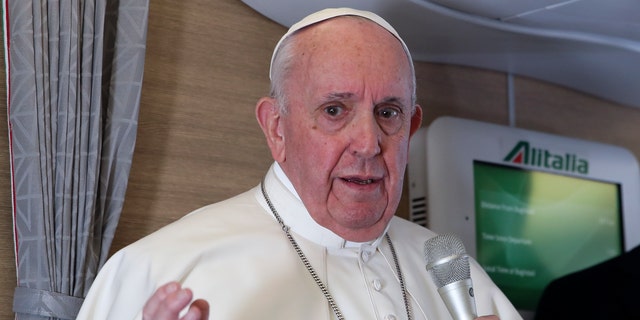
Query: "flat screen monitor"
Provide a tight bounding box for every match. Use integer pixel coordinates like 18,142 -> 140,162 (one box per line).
474,160 -> 622,311
409,116 -> 640,319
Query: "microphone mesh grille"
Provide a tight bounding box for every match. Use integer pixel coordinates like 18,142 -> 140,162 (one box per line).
424,234 -> 471,288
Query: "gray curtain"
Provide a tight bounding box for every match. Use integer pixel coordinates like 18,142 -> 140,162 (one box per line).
5,0 -> 149,319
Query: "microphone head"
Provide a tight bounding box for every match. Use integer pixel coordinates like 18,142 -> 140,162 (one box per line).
424,234 -> 471,288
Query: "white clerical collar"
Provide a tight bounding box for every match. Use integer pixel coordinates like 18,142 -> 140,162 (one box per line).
267,162 -> 387,251
273,162 -> 301,201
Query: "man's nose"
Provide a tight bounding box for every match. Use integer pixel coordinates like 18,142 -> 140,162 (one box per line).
348,113 -> 381,158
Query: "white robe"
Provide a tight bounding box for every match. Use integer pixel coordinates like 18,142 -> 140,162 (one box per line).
77,164 -> 522,320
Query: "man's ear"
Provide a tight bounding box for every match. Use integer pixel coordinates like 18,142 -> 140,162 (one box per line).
255,97 -> 286,162
409,104 -> 423,137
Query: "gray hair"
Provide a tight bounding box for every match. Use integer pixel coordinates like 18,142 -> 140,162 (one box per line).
269,34 -> 296,114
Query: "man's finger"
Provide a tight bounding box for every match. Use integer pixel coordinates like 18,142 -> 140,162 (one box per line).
183,299 -> 209,320
143,282 -> 180,318
143,282 -> 193,320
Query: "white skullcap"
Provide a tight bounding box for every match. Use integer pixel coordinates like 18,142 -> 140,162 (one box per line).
269,7 -> 413,80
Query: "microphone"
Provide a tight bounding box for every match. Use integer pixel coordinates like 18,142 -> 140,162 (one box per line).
424,234 -> 477,320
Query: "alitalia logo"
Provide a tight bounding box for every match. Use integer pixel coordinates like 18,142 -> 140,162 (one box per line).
503,140 -> 589,174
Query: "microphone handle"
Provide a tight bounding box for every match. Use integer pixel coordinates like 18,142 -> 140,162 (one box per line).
437,278 -> 478,320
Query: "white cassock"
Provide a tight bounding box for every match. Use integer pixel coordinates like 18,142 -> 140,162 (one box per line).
77,163 -> 522,320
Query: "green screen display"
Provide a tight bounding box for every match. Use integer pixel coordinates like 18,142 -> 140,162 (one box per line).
473,161 -> 623,310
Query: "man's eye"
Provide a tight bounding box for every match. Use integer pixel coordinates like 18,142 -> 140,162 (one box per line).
377,107 -> 400,119
324,105 -> 343,116
376,106 -> 404,134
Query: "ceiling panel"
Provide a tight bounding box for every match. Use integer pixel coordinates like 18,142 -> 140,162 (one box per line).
242,0 -> 640,108
506,0 -> 640,41
426,0 -> 569,19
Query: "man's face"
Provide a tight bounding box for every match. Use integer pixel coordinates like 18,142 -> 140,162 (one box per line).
276,17 -> 422,242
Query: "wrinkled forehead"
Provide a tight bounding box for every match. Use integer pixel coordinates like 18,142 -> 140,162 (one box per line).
269,7 -> 413,80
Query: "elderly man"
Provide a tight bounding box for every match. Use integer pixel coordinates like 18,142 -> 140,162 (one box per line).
77,8 -> 521,320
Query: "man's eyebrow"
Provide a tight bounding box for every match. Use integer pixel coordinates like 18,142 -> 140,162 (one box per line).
378,96 -> 410,109
323,92 -> 355,101
379,96 -> 403,104
322,93 -> 407,106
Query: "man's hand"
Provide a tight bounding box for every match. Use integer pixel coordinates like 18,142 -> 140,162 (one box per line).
143,282 -> 209,320
476,316 -> 499,320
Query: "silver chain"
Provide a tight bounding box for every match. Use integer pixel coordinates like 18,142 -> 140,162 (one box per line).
385,231 -> 413,320
260,180 -> 412,320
